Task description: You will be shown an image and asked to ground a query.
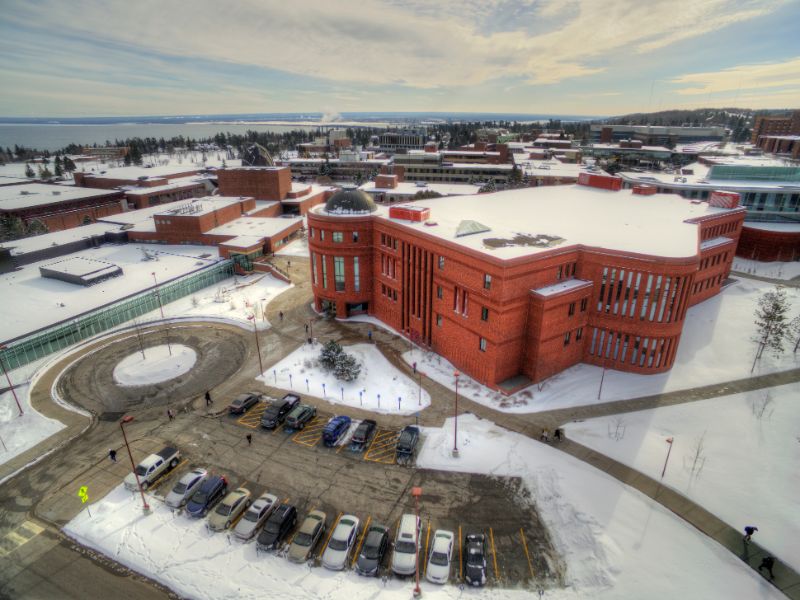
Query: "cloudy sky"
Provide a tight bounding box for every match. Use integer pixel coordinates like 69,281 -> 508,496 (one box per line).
0,0 -> 798,117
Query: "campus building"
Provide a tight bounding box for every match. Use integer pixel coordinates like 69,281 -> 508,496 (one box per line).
392,151 -> 513,185
750,110 -> 800,144
307,178 -> 745,392
591,124 -> 726,145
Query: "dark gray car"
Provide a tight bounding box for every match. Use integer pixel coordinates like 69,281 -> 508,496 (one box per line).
355,523 -> 389,576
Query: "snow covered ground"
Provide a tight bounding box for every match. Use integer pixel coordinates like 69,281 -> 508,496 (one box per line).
732,257 -> 800,280
261,343 -> 430,415
274,236 -> 310,258
113,344 -> 197,386
405,278 -> 800,413
63,414 -> 784,600
564,384 -> 800,571
0,385 -> 65,466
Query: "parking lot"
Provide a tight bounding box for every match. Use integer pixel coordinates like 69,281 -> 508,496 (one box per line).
132,400 -> 561,588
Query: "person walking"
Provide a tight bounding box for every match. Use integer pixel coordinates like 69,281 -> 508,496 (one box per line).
758,556 -> 775,579
305,323 -> 309,334
108,449 -> 117,463
246,433 -> 252,446
287,260 -> 291,270
554,428 -> 562,442
279,311 -> 284,321
540,428 -> 550,442
743,525 -> 759,544
205,390 -> 212,406
368,329 -> 373,342
413,362 -> 417,374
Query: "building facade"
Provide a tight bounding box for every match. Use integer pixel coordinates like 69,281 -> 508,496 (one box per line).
308,183 -> 745,392
751,110 -> 800,144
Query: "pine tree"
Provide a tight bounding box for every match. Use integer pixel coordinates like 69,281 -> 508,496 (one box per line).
319,340 -> 343,371
333,352 -> 361,382
25,163 -> 35,178
751,286 -> 790,371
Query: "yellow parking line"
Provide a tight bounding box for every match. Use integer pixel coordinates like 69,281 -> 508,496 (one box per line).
488,527 -> 499,583
351,515 -> 371,568
423,520 -> 431,577
458,525 -> 463,581
519,528 -> 534,579
321,512 -> 342,555
148,458 -> 188,492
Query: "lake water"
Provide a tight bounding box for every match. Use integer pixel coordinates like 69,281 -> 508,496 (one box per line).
0,123 -> 321,152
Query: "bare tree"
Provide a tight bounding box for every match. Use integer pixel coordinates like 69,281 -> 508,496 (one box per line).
686,430 -> 707,479
790,314 -> 800,354
751,286 -> 791,372
751,390 -> 775,420
608,416 -> 626,441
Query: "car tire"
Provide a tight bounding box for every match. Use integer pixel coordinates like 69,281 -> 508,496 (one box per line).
170,458 -> 178,468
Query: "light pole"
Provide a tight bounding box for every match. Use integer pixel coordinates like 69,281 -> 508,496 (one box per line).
0,345 -> 23,416
247,314 -> 264,375
120,416 -> 150,511
151,272 -> 172,356
453,371 -> 460,458
418,371 -> 423,406
597,359 -> 607,401
661,437 -> 674,479
412,486 -> 423,598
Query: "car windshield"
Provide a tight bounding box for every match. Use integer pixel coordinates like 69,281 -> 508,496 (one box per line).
215,503 -> 232,515
395,540 -> 416,553
294,532 -> 312,546
265,520 -> 280,533
328,537 -> 347,551
430,551 -> 449,566
232,399 -> 243,406
264,407 -> 279,417
243,508 -> 261,522
172,482 -> 187,494
363,536 -> 382,559
134,465 -> 148,476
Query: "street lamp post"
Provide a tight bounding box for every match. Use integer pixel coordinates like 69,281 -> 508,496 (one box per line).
412,486 -> 423,598
120,416 -> 150,511
0,346 -> 23,416
597,359 -> 607,401
151,272 -> 172,356
247,314 -> 264,375
453,371 -> 460,458
418,371 -> 423,406
661,437 -> 674,479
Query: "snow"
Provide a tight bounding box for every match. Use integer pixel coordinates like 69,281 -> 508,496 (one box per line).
206,216 -> 302,238
533,278 -> 592,297
261,343 -> 430,414
62,415 -> 785,600
0,384 -> 65,466
564,384 -> 800,572
274,236 -> 310,258
0,182 -> 118,210
113,344 -> 197,386
732,257 -> 800,280
404,278 -> 800,413
0,223 -> 120,257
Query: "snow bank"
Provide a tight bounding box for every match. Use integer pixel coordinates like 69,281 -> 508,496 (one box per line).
113,344 -> 197,386
0,384 -> 65,466
261,343 -> 430,415
405,278 -> 800,413
565,384 -> 800,571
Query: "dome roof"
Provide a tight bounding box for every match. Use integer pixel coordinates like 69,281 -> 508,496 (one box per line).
325,188 -> 377,214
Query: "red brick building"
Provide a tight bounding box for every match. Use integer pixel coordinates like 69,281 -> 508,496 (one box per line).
74,165 -> 207,209
751,110 -> 800,144
217,166 -> 333,215
308,181 -> 745,392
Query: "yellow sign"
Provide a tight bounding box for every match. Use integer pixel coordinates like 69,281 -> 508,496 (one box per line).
77,486 -> 89,504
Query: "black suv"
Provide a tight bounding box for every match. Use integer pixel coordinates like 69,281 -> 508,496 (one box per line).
257,503 -> 297,550
285,403 -> 316,430
464,533 -> 488,587
396,425 -> 420,463
261,394 -> 300,429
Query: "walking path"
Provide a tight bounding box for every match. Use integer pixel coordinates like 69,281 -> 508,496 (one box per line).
731,270 -> 800,287
6,253 -> 799,598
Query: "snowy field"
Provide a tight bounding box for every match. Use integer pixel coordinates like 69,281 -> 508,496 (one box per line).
564,384 -> 800,571
0,385 -> 65,466
63,414 -> 783,600
113,344 -> 197,386
732,257 -> 800,280
405,278 -> 800,413
261,343 -> 430,415
274,236 -> 310,258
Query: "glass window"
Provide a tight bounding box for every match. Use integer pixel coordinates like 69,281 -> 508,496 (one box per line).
437,286 -> 443,299
576,327 -> 583,341
310,227 -> 314,238
312,253 -> 318,286
334,257 -> 345,291
479,338 -> 487,352
438,256 -> 445,269
481,307 -> 489,321
321,255 -> 328,288
436,314 -> 442,326
333,232 -> 343,243
568,302 -> 575,316
564,331 -> 571,346
484,274 -> 492,290
354,257 -> 360,292
320,230 -> 325,241
580,298 -> 587,311
352,231 -> 359,242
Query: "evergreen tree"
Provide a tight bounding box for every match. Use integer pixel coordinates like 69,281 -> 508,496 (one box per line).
319,340 -> 344,371
751,286 -> 791,371
63,156 -> 76,173
333,352 -> 361,382
25,163 -> 35,178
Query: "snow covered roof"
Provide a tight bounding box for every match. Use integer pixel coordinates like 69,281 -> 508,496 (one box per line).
153,196 -> 244,218
0,183 -> 119,211
41,256 -> 120,278
742,222 -> 800,232
121,176 -> 206,195
206,216 -> 302,238
0,222 -> 121,256
359,181 -> 482,196
79,164 -> 202,180
532,278 -> 593,297
699,236 -> 735,251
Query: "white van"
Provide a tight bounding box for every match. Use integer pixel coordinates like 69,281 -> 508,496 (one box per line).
391,513 -> 420,575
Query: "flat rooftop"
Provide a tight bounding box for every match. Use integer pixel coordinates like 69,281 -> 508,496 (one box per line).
359,181 -> 482,196
121,175 -> 206,195
206,216 -> 302,238
320,185 -> 743,260
152,196 -> 245,218
79,164 -> 202,181
0,222 -> 121,256
0,183 -> 119,211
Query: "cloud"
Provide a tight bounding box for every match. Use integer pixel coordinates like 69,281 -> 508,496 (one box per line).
671,56 -> 800,95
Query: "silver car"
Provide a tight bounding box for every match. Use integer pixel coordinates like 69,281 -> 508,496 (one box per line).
164,468 -> 207,509
207,488 -> 251,532
321,515 -> 360,571
233,493 -> 278,540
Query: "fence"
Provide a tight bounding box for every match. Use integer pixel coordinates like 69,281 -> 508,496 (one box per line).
0,259 -> 235,371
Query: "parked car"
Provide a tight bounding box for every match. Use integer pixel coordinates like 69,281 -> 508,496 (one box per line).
185,475 -> 228,518
287,510 -> 327,563
256,504 -> 297,551
233,493 -> 279,540
396,425 -> 420,465
284,403 -> 316,430
165,468 -> 207,509
207,488 -> 251,531
261,394 -> 300,429
463,533 -> 488,587
425,530 -> 454,584
354,523 -> 390,577
322,515 -> 360,571
123,446 -> 181,491
322,415 -> 352,447
228,392 -> 260,415
391,513 -> 420,576
350,419 -> 377,450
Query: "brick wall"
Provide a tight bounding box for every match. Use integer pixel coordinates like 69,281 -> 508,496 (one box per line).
217,167 -> 291,200
737,226 -> 800,262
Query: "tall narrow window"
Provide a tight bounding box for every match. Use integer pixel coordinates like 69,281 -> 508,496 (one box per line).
312,253 -> 318,286
437,286 -> 443,299
484,274 -> 492,290
557,265 -> 563,280
568,302 -> 576,316
321,255 -> 328,288
334,256 -> 345,291
353,256 -> 360,292
436,314 -> 442,327
580,298 -> 587,311
352,231 -> 359,242
481,307 -> 489,321
438,256 -> 445,269
479,338 -> 487,352
576,327 -> 583,341
563,331 -> 571,346
320,230 -> 325,241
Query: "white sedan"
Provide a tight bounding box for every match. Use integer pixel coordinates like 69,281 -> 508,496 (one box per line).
164,468 -> 207,509
233,493 -> 278,540
321,515 -> 360,570
425,529 -> 454,584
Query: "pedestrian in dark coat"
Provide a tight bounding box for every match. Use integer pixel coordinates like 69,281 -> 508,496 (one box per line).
758,556 -> 775,579
108,449 -> 117,463
743,525 -> 758,543
279,311 -> 284,321
246,433 -> 252,445
554,428 -> 563,441
205,390 -> 212,406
